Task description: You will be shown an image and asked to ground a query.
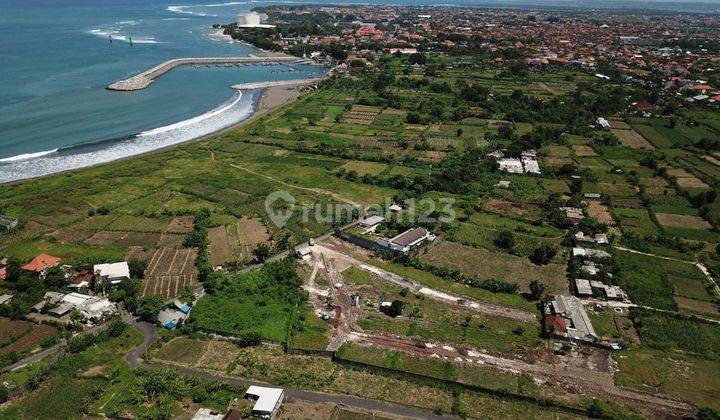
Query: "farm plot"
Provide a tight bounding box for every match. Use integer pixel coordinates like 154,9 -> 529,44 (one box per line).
338,160 -> 388,176
0,318 -> 57,356
85,231 -> 160,248
208,226 -> 236,266
655,213 -> 712,230
153,337 -> 206,366
142,247 -> 199,300
342,106 -> 380,125
587,201 -> 620,236
236,218 -> 270,260
612,129 -> 654,149
482,198 -> 543,221
571,145 -> 598,157
607,118 -> 632,130
614,207 -> 659,236
165,216 -> 194,233
666,167 -> 710,190
156,233 -> 185,248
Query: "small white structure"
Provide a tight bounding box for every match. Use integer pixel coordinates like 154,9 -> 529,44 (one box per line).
521,157 -> 541,174
573,247 -> 611,259
295,246 -> 312,261
0,294 -> 12,305
80,297 -> 117,320
93,262 -> 130,284
497,158 -> 524,174
496,180 -> 511,189
388,203 -> 403,212
575,231 -> 609,245
358,215 -> 385,232
191,408 -> 224,420
245,385 -> 285,419
596,117 -> 612,130
575,279 -> 593,296
236,12 -> 275,28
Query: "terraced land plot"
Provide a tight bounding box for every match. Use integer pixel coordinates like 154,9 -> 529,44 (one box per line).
655,213 -> 712,230
141,247 -> 199,299
612,129 -> 654,149
85,231 -> 161,248
666,166 -> 710,190
0,317 -> 58,356
587,201 -> 620,236
207,218 -> 270,266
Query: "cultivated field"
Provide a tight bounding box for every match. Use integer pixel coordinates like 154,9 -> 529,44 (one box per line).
141,247 -> 199,299
0,317 -> 57,356
612,129 -> 655,149
655,213 -> 712,230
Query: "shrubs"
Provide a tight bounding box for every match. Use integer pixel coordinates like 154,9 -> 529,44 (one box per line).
630,308 -> 720,359
67,319 -> 127,353
385,252 -> 520,294
529,244 -> 558,265
184,209 -> 212,281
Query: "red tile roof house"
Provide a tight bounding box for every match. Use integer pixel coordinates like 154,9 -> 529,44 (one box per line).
22,254 -> 61,273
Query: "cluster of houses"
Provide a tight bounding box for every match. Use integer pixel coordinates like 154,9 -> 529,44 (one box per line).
571,241 -> 629,302
488,150 -> 542,175
32,291 -> 117,321
0,253 -> 130,324
192,386 -> 285,420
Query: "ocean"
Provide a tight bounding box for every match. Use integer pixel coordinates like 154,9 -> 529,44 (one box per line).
0,0 -> 717,183
0,0 -> 324,183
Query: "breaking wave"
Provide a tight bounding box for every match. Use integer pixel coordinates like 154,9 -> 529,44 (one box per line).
0,149 -> 58,163
0,90 -> 260,184
88,28 -> 159,44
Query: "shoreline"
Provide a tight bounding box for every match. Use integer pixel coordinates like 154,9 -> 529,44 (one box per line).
0,83 -> 305,187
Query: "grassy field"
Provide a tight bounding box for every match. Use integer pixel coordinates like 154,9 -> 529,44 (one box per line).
616,348 -> 720,410
422,241 -> 568,295
187,258 -> 305,341
615,251 -> 711,312
344,266 -> 545,354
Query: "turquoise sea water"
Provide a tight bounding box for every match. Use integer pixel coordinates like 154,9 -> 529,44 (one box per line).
0,0 -> 324,182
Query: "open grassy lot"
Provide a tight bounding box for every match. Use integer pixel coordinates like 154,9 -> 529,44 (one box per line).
344,267 -> 545,354
153,337 -> 207,365
615,348 -> 720,410
615,251 -> 711,312
364,258 -> 536,312
422,241 -> 568,295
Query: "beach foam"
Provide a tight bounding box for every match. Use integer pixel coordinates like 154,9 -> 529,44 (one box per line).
0,149 -> 58,163
87,28 -> 159,44
167,5 -> 217,17
0,90 -> 259,184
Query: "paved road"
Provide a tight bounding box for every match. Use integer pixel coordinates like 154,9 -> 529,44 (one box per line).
124,318 -> 455,419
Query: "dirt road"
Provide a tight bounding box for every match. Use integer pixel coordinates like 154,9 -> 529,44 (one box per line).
314,242 -> 537,323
